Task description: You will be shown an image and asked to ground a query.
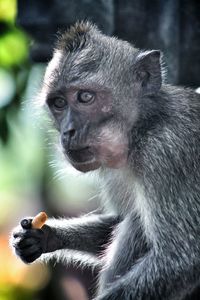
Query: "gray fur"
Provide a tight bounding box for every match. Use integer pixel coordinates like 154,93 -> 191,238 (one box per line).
11,22 -> 200,299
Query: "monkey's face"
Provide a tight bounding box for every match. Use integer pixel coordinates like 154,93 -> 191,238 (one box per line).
46,83 -> 129,173
43,22 -> 161,172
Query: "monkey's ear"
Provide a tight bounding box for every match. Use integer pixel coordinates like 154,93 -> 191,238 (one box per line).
134,50 -> 162,95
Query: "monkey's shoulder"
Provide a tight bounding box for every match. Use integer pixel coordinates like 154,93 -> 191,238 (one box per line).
162,84 -> 200,109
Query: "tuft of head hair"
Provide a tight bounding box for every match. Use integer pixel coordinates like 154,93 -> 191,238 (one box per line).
56,21 -> 99,53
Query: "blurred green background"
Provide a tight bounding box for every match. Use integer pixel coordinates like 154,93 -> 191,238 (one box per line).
0,1 -> 98,299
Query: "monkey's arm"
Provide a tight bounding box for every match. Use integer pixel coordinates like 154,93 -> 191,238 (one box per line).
11,214 -> 120,264
95,216 -> 200,300
45,214 -> 120,253
95,249 -> 194,300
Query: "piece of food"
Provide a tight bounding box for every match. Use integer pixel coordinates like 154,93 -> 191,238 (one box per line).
31,212 -> 48,229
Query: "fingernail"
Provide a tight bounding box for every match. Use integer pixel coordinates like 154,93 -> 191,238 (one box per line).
21,219 -> 32,229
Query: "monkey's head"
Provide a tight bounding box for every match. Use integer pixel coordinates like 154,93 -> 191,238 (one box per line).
42,22 -> 162,172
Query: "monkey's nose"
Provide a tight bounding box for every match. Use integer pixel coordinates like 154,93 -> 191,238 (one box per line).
62,129 -> 76,147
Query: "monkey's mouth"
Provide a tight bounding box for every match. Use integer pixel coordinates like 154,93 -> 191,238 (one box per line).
66,146 -> 100,172
67,146 -> 95,164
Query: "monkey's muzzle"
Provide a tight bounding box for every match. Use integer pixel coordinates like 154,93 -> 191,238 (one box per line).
66,146 -> 101,172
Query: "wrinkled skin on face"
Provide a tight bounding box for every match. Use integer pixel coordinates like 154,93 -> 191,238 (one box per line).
69,125 -> 129,173
45,82 -> 129,173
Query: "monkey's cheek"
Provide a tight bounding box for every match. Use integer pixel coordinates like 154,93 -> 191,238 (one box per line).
103,154 -> 127,169
97,143 -> 128,169
106,154 -> 127,168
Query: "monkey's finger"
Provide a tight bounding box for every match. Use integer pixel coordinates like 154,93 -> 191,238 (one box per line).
23,228 -> 44,238
13,228 -> 43,239
13,231 -> 22,238
17,248 -> 43,264
14,237 -> 40,249
15,243 -> 42,257
22,251 -> 42,264
21,218 -> 32,229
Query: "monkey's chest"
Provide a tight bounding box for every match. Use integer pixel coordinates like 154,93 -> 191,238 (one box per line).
100,168 -> 155,241
100,168 -> 135,216
106,183 -> 133,216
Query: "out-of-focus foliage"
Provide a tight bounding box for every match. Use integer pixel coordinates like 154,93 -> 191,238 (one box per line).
0,0 -> 29,144
0,0 -> 28,67
0,69 -> 15,107
0,28 -> 28,67
0,0 -> 16,22
0,1 -> 50,299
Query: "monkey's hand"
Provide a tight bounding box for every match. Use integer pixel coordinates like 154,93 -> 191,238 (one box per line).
11,218 -> 63,264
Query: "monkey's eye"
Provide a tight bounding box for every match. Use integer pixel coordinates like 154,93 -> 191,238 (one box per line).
52,98 -> 67,110
77,91 -> 95,104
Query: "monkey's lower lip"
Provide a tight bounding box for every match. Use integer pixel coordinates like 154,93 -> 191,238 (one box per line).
67,147 -> 94,163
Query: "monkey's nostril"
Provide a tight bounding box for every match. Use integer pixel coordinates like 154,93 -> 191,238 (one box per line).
63,129 -> 76,138
69,129 -> 76,138
62,129 -> 76,147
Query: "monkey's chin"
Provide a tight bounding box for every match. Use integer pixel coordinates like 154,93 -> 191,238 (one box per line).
70,160 -> 101,173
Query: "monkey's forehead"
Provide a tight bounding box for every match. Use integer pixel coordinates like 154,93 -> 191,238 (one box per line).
42,21 -> 141,100
56,21 -> 138,59
56,21 -> 100,53
44,37 -> 138,92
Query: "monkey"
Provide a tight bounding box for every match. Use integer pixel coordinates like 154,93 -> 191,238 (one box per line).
11,21 -> 200,299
